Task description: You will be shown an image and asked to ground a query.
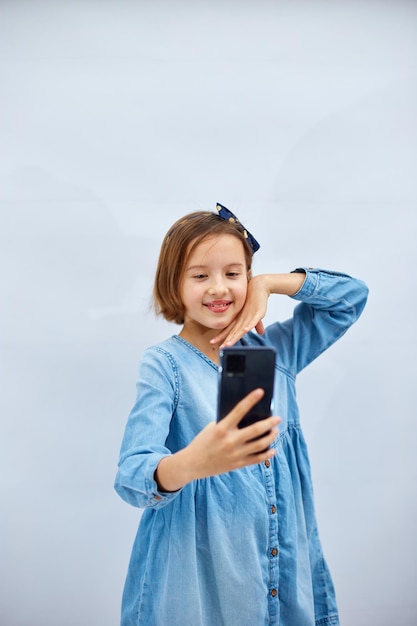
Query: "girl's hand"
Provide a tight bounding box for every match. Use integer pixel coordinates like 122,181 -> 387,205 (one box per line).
155,389 -> 281,492
186,389 -> 280,478
209,272 -> 306,348
210,275 -> 270,348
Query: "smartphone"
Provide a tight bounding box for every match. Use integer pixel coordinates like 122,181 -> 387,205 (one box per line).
217,346 -> 276,429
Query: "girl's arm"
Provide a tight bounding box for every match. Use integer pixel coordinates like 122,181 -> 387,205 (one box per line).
212,268 -> 369,374
155,388 -> 280,492
115,348 -> 280,508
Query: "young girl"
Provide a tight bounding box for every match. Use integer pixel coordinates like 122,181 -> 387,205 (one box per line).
114,204 -> 368,626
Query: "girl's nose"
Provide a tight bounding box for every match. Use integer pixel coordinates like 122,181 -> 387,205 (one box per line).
207,277 -> 228,295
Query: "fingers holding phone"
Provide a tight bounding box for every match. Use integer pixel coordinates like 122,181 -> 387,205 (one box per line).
181,401 -> 279,481
217,345 -> 280,459
163,347 -> 281,485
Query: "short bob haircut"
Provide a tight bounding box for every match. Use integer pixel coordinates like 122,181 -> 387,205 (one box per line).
153,211 -> 254,325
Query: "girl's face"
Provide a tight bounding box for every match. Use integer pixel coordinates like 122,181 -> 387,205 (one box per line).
180,234 -> 249,337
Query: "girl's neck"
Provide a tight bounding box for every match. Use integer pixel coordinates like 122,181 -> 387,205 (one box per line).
179,328 -> 220,364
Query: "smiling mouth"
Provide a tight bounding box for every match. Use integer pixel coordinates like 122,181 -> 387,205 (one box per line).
204,301 -> 232,312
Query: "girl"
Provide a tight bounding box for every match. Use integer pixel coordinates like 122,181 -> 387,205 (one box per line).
114,204 -> 368,626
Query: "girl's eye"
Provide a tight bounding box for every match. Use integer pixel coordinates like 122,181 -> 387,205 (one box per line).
193,274 -> 207,280
227,272 -> 240,277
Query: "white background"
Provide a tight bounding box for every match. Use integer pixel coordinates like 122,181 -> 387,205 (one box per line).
1,1 -> 416,624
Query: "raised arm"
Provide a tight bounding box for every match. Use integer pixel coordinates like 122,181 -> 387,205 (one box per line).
211,267 -> 369,374
271,268 -> 369,373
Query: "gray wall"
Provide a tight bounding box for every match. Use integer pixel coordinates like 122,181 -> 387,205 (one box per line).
1,1 -> 416,624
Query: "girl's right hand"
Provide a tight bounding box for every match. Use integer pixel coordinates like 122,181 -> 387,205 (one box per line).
155,389 -> 280,492
187,389 -> 280,478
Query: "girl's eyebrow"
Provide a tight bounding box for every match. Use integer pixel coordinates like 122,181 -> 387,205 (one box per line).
185,262 -> 245,272
185,264 -> 207,271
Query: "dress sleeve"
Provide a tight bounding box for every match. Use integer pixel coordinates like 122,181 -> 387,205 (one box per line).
114,347 -> 182,510
265,268 -> 369,375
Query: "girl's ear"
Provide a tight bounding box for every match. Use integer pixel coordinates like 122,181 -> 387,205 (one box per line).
247,269 -> 252,281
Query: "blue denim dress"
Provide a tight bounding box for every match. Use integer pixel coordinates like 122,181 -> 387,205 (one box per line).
115,268 -> 368,626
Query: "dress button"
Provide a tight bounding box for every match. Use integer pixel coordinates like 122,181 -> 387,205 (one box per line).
271,588 -> 278,597
271,505 -> 277,514
264,460 -> 271,468
271,548 -> 278,557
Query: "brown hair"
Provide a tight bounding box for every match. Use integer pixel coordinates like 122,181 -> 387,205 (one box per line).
153,211 -> 253,324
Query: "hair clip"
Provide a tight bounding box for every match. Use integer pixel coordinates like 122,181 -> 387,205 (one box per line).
216,203 -> 260,253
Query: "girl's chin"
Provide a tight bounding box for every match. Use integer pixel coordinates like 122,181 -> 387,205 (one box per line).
210,318 -> 234,330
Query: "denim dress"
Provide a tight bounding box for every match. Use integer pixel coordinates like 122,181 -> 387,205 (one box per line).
114,268 -> 369,626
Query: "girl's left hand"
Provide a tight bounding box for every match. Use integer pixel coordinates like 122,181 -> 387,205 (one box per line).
210,275 -> 270,348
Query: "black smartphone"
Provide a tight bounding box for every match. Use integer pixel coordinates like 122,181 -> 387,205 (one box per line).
217,346 -> 276,429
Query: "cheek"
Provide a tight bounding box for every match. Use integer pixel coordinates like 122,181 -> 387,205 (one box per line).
237,282 -> 248,303
181,281 -> 200,308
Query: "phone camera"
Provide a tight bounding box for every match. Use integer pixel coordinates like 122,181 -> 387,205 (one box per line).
226,354 -> 246,374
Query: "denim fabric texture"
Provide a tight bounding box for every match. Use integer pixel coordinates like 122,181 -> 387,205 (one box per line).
114,268 -> 369,626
